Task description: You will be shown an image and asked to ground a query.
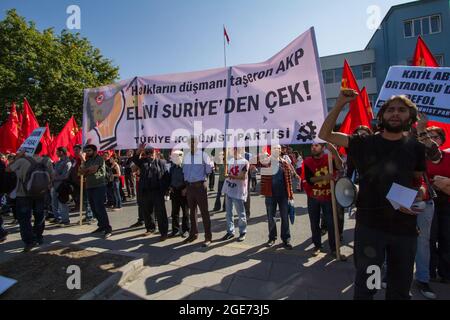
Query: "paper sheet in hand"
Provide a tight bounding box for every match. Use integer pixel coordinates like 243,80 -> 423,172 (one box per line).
386,183 -> 418,210
0,276 -> 17,295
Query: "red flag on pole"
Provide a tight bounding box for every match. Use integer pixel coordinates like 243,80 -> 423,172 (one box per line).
338,60 -> 371,135
40,122 -> 54,157
0,103 -> 21,153
223,26 -> 230,44
21,98 -> 40,139
411,36 -> 449,150
51,116 -> 82,161
413,36 -> 439,67
360,87 -> 374,121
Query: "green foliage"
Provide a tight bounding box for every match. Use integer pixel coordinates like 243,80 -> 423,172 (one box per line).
0,9 -> 119,132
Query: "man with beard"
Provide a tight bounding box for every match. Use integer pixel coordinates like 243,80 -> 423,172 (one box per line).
319,89 -> 426,300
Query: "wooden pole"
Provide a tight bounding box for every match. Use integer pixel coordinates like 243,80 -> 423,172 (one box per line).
327,152 -> 343,261
79,175 -> 84,226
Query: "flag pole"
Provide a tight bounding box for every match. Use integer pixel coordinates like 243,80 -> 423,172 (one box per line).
223,24 -> 227,68
79,175 -> 84,226
327,150 -> 344,261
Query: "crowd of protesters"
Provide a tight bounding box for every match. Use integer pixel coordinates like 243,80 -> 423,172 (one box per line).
0,89 -> 449,300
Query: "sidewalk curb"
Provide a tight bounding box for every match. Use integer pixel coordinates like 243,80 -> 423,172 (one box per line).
79,249 -> 149,300
32,242 -> 148,300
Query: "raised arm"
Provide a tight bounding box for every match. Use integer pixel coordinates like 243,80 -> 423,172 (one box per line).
318,89 -> 358,148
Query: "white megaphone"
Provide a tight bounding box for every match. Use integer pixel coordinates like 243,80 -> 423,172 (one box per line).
334,177 -> 358,208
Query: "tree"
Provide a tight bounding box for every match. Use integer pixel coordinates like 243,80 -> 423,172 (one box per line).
0,9 -> 119,132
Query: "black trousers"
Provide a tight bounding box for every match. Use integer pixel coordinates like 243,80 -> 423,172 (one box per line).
141,189 -> 168,236
136,188 -> 144,223
430,202 -> 450,281
353,221 -> 417,300
125,174 -> 136,197
244,175 -> 251,217
171,188 -> 190,234
208,173 -> 215,190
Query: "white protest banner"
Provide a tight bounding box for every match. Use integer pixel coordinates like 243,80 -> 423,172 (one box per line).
83,27 -> 326,150
17,127 -> 46,156
375,66 -> 450,124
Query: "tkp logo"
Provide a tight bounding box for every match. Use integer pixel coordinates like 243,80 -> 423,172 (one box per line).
95,93 -> 105,105
230,166 -> 240,176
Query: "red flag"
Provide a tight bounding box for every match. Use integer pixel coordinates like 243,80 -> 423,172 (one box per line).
40,122 -> 54,157
51,117 -> 82,161
411,36 -> 449,150
339,60 -> 371,135
413,36 -> 439,67
360,87 -> 374,121
0,103 -> 21,153
223,26 -> 230,44
21,98 -> 40,139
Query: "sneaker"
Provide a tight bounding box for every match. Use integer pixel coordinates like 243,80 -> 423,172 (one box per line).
220,233 -> 235,241
311,247 -> 322,257
23,243 -> 35,253
91,227 -> 104,234
202,240 -> 212,248
104,231 -> 112,239
181,231 -> 189,238
183,235 -> 198,244
267,240 -> 275,247
169,232 -> 180,238
160,235 -> 168,242
130,221 -> 144,228
58,222 -> 71,227
330,251 -> 347,261
50,218 -> 61,224
416,281 -> 437,300
237,233 -> 246,242
83,218 -> 95,225
283,242 -> 293,250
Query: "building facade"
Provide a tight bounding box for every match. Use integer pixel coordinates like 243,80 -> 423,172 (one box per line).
320,0 -> 450,121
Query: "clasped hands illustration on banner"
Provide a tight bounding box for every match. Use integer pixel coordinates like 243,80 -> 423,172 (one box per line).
87,79 -> 141,150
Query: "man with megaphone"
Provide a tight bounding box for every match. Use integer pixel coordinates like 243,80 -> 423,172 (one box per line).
319,89 -> 426,300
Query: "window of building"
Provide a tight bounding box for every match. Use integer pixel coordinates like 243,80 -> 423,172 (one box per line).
430,15 -> 441,34
404,21 -> 413,37
323,70 -> 334,84
362,64 -> 374,79
404,15 -> 442,38
435,54 -> 444,66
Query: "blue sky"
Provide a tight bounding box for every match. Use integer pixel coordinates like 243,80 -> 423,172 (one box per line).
1,0 -> 412,80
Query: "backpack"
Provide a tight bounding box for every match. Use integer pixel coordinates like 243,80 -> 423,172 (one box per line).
23,157 -> 51,198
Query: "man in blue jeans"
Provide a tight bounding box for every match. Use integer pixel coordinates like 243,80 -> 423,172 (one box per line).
260,145 -> 295,250
415,199 -> 436,299
7,143 -> 53,252
220,147 -> 249,242
51,147 -> 72,226
79,144 -> 112,239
